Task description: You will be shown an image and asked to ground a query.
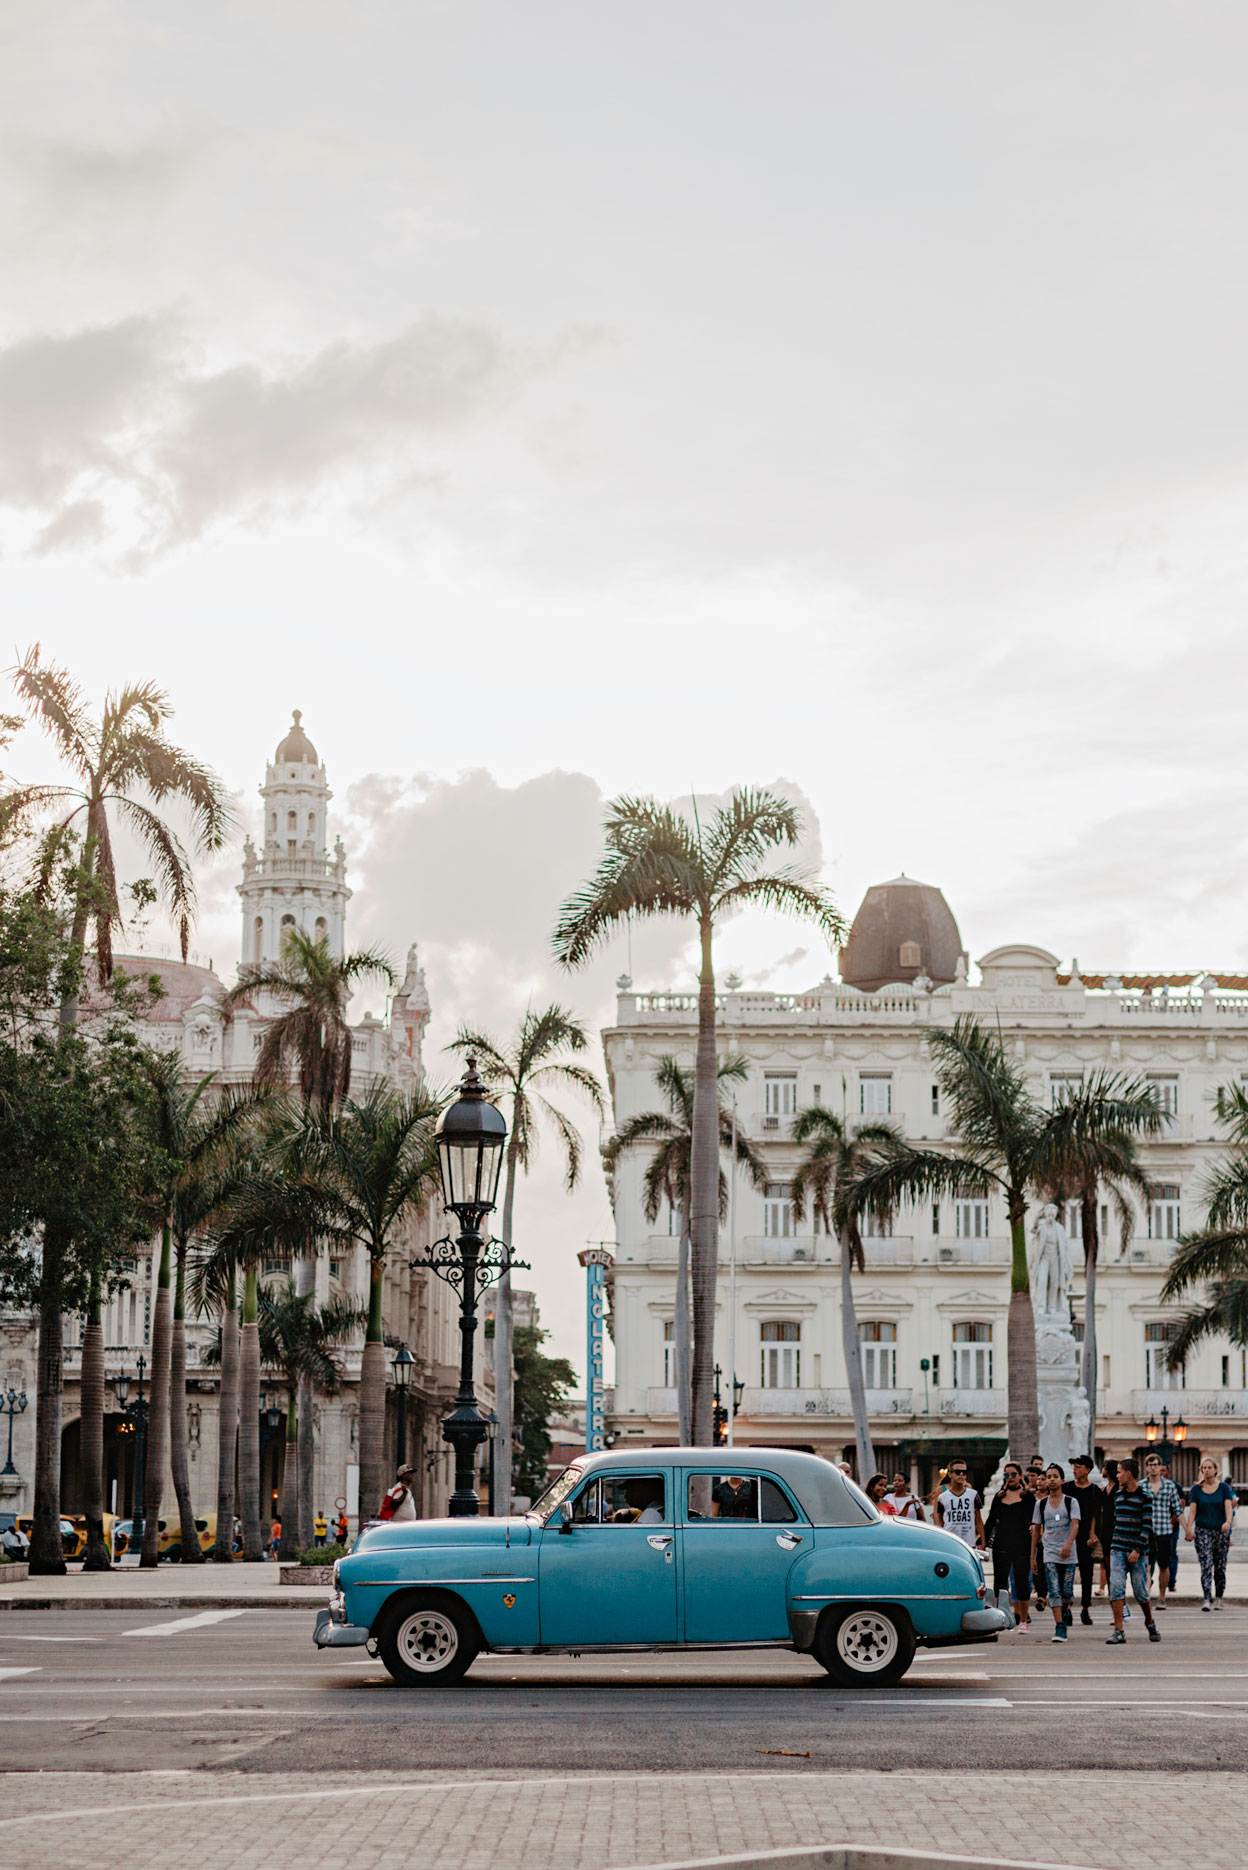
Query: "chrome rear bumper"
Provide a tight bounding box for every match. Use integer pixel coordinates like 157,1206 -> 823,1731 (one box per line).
314,1607 -> 369,1648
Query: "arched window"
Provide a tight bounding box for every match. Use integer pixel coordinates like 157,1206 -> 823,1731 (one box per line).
280,914 -> 296,947
253,917 -> 263,962
307,813 -> 316,837
859,1321 -> 896,1388
760,1320 -> 800,1389
287,810 -> 297,831
269,812 -> 277,833
952,1322 -> 992,1390
315,916 -> 327,944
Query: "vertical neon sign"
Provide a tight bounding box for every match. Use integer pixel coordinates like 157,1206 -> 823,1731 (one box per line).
578,1248 -> 613,1452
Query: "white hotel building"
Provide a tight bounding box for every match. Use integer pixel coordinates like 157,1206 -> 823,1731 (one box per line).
602,876 -> 1248,1491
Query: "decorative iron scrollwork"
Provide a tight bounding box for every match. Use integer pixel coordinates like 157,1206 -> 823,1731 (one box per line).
409,1235 -> 530,1300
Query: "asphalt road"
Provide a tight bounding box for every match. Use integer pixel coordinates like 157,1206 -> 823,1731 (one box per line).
1,1602 -> 1244,1775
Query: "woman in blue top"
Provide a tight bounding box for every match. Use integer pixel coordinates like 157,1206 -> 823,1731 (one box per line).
1184,1456 -> 1236,1610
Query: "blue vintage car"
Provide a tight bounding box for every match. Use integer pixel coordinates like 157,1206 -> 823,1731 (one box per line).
315,1447 -> 1008,1687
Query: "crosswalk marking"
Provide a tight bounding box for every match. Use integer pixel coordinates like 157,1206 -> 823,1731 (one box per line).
124,1610 -> 249,1637
0,1667 -> 40,1679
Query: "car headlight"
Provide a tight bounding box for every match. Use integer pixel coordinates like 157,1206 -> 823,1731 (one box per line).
331,1560 -> 340,1589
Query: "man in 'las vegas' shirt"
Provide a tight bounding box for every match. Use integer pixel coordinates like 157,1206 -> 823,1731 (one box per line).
935,1458 -> 985,1547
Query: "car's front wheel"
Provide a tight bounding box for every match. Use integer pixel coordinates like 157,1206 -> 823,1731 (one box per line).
377,1595 -> 479,1687
814,1606 -> 915,1688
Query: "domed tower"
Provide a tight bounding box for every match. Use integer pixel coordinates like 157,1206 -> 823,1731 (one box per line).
237,711 -> 352,967
839,874 -> 963,992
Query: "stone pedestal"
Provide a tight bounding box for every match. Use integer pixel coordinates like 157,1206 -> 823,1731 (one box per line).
1035,1309 -> 1091,1469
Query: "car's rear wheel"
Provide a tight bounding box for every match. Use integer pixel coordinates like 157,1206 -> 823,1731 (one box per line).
814,1606 -> 915,1687
377,1595 -> 479,1687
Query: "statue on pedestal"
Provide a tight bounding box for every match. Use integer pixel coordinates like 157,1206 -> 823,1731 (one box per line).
1031,1203 -> 1073,1319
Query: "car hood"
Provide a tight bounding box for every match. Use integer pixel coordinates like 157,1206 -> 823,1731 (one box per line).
352,1516 -> 533,1553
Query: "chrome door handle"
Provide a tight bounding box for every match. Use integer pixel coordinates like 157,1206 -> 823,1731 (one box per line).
776,1532 -> 803,1550
647,1534 -> 673,1550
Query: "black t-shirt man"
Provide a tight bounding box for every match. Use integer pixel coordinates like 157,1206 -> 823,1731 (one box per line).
712,1477 -> 757,1518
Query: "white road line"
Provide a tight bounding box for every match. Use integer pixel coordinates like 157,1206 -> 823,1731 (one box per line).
0,1668 -> 40,1679
123,1610 -> 249,1637
7,1635 -> 100,1643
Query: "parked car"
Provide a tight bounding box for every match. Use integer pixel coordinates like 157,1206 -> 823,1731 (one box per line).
315,1447 -> 1008,1688
113,1513 -> 233,1559
16,1515 -> 81,1558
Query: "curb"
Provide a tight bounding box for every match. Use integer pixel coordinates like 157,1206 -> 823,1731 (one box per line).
621,1847 -> 1093,1870
0,1595 -> 321,1611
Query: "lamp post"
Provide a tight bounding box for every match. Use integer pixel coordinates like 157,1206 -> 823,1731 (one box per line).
1145,1406 -> 1188,1465
0,1387 -> 26,1477
410,1057 -> 528,1517
391,1343 -> 414,1469
111,1356 -> 148,1534
712,1364 -> 728,1446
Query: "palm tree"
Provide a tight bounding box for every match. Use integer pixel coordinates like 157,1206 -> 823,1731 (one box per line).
554,789 -> 844,1445
224,930 -> 394,1545
199,1087 -> 442,1531
3,647 -> 230,1026
1032,1096 -> 1156,1452
253,1281 -> 365,1554
78,1264 -> 108,1570
239,1266 -> 263,1558
1,648 -> 228,1571
447,1008 -> 603,1508
842,1017 -> 1163,1458
1160,1084 -> 1248,1372
212,1268 -> 240,1562
604,1055 -> 766,1441
790,1106 -> 907,1480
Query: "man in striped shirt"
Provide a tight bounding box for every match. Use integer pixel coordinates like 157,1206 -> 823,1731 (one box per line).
1107,1456 -> 1161,1645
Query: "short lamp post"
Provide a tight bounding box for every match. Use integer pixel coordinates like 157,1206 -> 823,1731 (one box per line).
410,1056 -> 528,1517
391,1343 -> 414,1469
1145,1407 -> 1188,1465
0,1386 -> 27,1478
111,1355 -> 148,1535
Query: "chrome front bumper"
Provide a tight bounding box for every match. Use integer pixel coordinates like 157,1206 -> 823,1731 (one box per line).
314,1606 -> 370,1648
960,1606 -> 1011,1635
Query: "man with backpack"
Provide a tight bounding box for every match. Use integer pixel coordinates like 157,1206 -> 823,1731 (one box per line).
1032,1462 -> 1080,1641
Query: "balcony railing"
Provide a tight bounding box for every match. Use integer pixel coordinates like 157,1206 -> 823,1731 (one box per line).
930,1239 -> 1011,1268
741,1236 -> 828,1265
1130,1389 -> 1248,1418
936,1388 -> 1008,1418
740,1386 -> 914,1417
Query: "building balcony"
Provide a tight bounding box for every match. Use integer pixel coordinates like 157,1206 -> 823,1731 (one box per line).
1129,1389 -> 1248,1419
648,1387 -> 678,1416
740,1386 -> 915,1418
928,1239 -> 1011,1268
860,1238 -> 916,1269
935,1388 -> 1008,1418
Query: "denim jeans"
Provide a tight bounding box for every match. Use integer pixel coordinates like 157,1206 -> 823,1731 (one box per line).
1044,1560 -> 1076,1606
1109,1548 -> 1150,1605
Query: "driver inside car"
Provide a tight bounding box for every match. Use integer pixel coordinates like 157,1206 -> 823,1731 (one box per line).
611,1478 -> 665,1524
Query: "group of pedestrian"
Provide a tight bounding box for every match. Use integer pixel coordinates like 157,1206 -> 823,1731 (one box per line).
863,1451 -> 1239,1643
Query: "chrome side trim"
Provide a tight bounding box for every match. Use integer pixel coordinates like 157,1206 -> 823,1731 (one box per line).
792,1592 -> 972,1602
355,1576 -> 536,1586
484,1640 -> 796,1656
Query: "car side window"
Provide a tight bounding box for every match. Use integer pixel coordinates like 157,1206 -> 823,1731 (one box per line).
687,1472 -> 801,1522
759,1478 -> 798,1524
571,1475 -> 668,1524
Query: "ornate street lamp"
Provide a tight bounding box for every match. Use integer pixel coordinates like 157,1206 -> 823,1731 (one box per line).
1145,1406 -> 1187,1463
410,1057 -> 528,1516
391,1342 -> 414,1468
0,1387 -> 27,1478
263,1389 -> 282,1432
111,1356 -> 148,1533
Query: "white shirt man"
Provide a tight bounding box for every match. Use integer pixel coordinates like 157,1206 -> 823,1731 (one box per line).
935,1461 -> 985,1548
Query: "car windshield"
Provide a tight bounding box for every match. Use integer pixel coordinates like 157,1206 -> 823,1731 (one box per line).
528,1464 -> 584,1525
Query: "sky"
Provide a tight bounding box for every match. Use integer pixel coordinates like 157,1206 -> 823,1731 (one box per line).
3,2 -> 1248,1371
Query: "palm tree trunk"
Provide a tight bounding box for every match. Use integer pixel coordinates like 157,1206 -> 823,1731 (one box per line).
213,1276 -> 239,1562
239,1269 -> 263,1560
359,1253 -> 387,1521
689,914 -> 719,1448
1080,1190 -> 1099,1456
840,1230 -> 874,1481
1007,1205 -> 1039,1459
30,1224 -> 68,1575
139,1221 -> 173,1568
675,1198 -> 691,1445
277,1392 -> 299,1561
79,1263 -> 110,1570
295,1251 -> 315,1550
169,1250 -> 203,1563
492,1142 -> 520,1512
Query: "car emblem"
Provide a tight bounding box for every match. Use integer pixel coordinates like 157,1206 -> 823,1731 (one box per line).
503,1593 -> 516,1608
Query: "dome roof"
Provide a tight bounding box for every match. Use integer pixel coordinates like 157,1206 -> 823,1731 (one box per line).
275,710 -> 318,766
839,874 -> 963,992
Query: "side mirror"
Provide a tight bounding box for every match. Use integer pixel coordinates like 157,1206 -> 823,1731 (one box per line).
557,1504 -> 575,1535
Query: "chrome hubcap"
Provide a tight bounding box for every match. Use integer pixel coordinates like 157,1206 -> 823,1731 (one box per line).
836,1612 -> 899,1672
396,1610 -> 459,1672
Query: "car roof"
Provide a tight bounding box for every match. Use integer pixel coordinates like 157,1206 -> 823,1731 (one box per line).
567,1446 -> 874,1528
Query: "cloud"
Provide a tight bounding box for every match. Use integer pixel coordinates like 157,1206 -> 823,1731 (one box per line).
6,128 -> 199,227
0,310 -> 582,561
28,498 -> 106,556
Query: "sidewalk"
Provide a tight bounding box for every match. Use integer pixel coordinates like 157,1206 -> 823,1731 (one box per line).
0,1560 -> 324,1610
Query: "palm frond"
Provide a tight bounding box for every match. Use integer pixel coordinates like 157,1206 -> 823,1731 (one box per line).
1160,1227 -> 1248,1302
712,869 -> 845,947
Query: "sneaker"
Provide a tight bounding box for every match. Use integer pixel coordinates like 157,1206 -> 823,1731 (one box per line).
1035,1598 -> 1048,1612
1215,1599 -> 1225,1610
1155,1599 -> 1167,1610
1202,1598 -> 1213,1612
1147,1622 -> 1162,1643
1051,1625 -> 1068,1642
1081,1609 -> 1093,1626
1124,1606 -> 1132,1620
1062,1606 -> 1073,1626
1015,1619 -> 1031,1633
1106,1630 -> 1126,1645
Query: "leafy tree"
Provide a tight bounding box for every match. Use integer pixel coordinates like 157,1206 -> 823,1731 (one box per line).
843,1017 -> 1163,1458
224,929 -> 395,1547
512,1322 -> 576,1502
554,789 -> 844,1445
604,1055 -> 765,1441
790,1105 -> 907,1480
447,1008 -> 603,1507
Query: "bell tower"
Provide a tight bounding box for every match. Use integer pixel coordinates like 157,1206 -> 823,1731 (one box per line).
238,711 -> 351,967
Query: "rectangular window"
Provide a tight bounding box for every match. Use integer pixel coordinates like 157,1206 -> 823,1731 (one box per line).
952,1322 -> 992,1389
1148,1184 -> 1181,1241
859,1073 -> 892,1115
761,1320 -> 800,1388
688,1473 -> 798,1523
1050,1074 -> 1083,1107
262,1256 -> 291,1277
663,1321 -> 676,1387
328,1259 -> 342,1281
1149,1075 -> 1180,1116
931,1085 -> 939,1117
763,1182 -> 795,1238
764,1074 -> 797,1116
860,1321 -> 897,1388
1145,1321 -> 1184,1389
1064,1202 -> 1083,1239
1102,1353 -> 1110,1390
955,1200 -> 990,1239
931,1203 -> 940,1236
861,1209 -> 892,1240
